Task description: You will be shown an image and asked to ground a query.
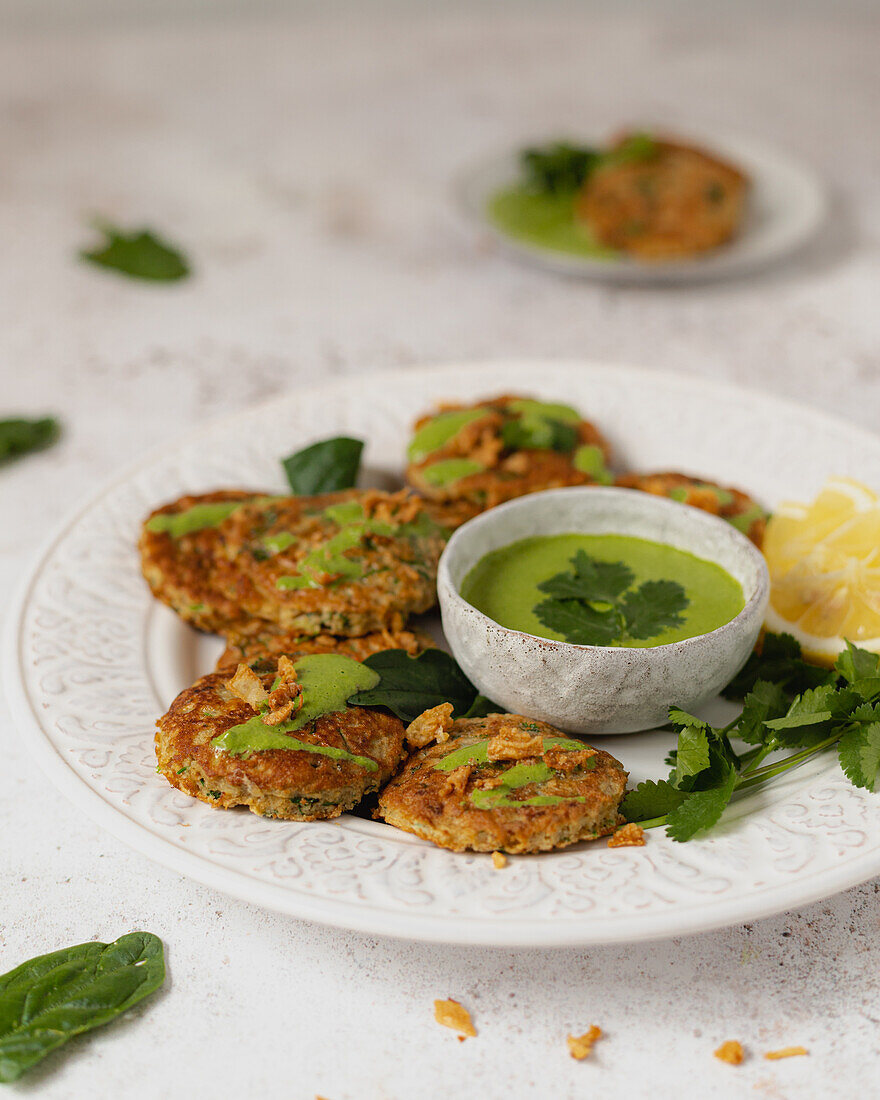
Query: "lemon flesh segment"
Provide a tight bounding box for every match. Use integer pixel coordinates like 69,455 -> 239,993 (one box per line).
763,476 -> 880,665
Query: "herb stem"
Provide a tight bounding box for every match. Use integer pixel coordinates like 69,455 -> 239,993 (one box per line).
739,744 -> 773,777
735,735 -> 839,791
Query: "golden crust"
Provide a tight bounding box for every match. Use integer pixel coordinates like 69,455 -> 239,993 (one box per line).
216,625 -> 435,671
405,394 -> 611,522
212,490 -> 446,636
138,490 -> 261,633
577,136 -> 749,259
155,661 -> 406,820
376,714 -> 627,854
614,470 -> 766,546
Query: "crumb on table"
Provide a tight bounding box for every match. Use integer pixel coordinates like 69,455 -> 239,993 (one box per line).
765,1046 -> 808,1060
714,1040 -> 745,1065
608,822 -> 646,848
567,1025 -> 602,1060
434,998 -> 476,1039
491,851 -> 508,869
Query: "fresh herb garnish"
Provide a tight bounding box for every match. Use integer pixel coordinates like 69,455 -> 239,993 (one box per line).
521,142 -> 600,194
80,220 -> 189,282
501,413 -> 577,453
533,550 -> 689,646
0,417 -> 60,464
623,636 -> 880,842
0,932 -> 165,1082
281,436 -> 364,495
350,648 -> 497,723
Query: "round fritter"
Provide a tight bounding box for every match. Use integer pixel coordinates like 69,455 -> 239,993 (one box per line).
376,714 -> 627,853
211,489 -> 446,636
576,136 -> 748,259
615,471 -> 766,546
405,394 -> 612,524
139,490 -> 261,633
215,624 -> 436,670
156,658 -> 406,821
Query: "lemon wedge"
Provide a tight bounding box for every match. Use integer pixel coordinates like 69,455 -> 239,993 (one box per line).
763,477 -> 880,665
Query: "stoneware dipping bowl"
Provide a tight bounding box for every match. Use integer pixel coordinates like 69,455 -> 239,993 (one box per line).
437,486 -> 770,734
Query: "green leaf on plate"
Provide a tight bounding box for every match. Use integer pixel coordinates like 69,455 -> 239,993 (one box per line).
80,221 -> 189,281
281,436 -> 364,495
0,417 -> 60,464
350,648 -> 493,723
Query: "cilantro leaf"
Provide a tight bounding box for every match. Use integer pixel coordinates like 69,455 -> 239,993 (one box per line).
0,417 -> 60,463
533,598 -> 620,646
665,765 -> 737,842
835,642 -> 880,701
667,710 -> 711,785
350,648 -> 493,723
620,580 -> 689,641
80,221 -> 189,281
621,779 -> 687,821
281,437 -> 364,495
838,719 -> 880,791
520,142 -> 600,194
537,552 -> 633,603
738,679 -> 790,745
764,685 -> 837,742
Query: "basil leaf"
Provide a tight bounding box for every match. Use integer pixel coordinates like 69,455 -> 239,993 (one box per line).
281,436 -> 364,495
350,648 -> 491,723
0,417 -> 60,463
0,932 -> 165,1082
80,221 -> 189,282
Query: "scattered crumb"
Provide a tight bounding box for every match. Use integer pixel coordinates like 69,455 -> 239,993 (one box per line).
608,823 -> 646,848
714,1040 -> 745,1065
406,703 -> 454,748
491,851 -> 508,869
567,1025 -> 602,1060
434,998 -> 476,1039
764,1046 -> 808,1060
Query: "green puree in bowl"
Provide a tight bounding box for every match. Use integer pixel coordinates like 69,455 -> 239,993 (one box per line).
488,187 -> 617,260
460,534 -> 744,648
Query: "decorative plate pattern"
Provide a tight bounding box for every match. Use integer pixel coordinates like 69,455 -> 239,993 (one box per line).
7,361 -> 880,946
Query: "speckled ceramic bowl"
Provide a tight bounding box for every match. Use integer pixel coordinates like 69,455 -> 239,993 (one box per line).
438,487 -> 769,734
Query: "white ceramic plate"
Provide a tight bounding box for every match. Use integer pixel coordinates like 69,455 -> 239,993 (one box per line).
457,133 -> 826,282
7,361 -> 880,947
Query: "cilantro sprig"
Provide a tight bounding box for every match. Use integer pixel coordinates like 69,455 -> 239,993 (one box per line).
534,550 -> 689,646
80,219 -> 190,282
623,635 -> 880,841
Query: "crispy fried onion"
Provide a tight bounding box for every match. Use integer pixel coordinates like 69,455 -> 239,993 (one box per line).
227,657 -> 303,725
406,702 -> 454,748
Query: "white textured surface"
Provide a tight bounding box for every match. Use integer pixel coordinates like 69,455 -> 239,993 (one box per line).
2,7 -> 880,1097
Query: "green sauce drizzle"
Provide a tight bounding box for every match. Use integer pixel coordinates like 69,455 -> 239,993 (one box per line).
433,735 -> 594,809
507,399 -> 581,425
407,409 -> 488,463
212,654 -> 381,766
146,501 -> 242,538
420,458 -> 485,487
263,532 -> 296,554
573,444 -> 613,483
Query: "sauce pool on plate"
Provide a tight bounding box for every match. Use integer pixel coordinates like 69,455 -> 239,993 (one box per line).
460,533 -> 744,648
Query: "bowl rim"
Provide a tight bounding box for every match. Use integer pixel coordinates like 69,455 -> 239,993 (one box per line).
437,485 -> 770,658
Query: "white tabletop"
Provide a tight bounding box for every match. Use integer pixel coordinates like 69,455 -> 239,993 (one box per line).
2,6 -> 879,1097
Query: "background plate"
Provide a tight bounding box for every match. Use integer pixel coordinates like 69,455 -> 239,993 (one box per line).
6,360 -> 880,946
457,133 -> 826,282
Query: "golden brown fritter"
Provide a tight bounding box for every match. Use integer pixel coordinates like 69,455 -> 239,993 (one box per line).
212,489 -> 446,636
615,470 -> 767,545
215,624 -> 436,670
405,394 -> 612,525
156,657 -> 406,820
139,490 -> 262,633
376,714 -> 627,853
576,136 -> 748,259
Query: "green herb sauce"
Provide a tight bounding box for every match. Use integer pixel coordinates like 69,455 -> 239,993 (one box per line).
407,409 -> 488,463
146,501 -> 242,538
420,458 -> 485,487
488,188 -> 616,260
212,654 -> 380,766
573,444 -> 613,483
434,735 -> 594,808
461,534 -> 744,647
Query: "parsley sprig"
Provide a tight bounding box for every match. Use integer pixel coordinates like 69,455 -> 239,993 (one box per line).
534,550 -> 689,646
623,634 -> 880,841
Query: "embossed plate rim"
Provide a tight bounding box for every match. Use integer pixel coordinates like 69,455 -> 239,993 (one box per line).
7,359 -> 880,946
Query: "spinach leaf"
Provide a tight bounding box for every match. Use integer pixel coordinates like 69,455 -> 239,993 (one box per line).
80,221 -> 189,281
281,437 -> 364,495
0,417 -> 60,463
350,648 -> 494,723
0,932 -> 165,1082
